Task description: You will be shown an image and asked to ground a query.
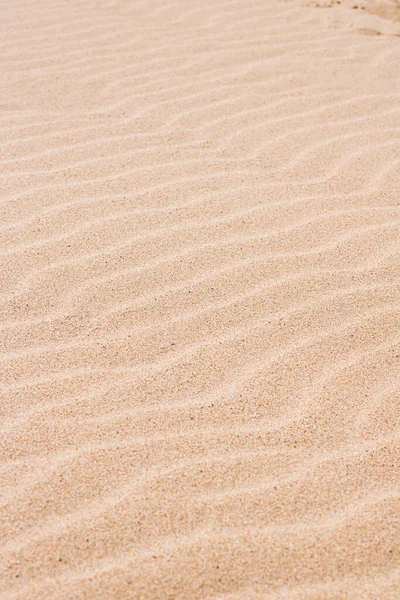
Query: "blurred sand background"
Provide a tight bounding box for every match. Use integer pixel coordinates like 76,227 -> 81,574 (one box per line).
1,0 -> 400,598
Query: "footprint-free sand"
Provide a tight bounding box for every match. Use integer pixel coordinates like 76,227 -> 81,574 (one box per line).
1,1 -> 400,598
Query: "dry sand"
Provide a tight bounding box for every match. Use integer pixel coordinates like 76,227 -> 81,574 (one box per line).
1,0 -> 400,598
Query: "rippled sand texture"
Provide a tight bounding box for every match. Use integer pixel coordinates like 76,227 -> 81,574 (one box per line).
1,0 -> 400,598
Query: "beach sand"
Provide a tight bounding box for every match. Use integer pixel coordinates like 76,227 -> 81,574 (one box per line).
1,0 -> 399,598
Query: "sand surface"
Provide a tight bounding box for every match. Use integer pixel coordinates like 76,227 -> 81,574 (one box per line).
1,0 -> 400,598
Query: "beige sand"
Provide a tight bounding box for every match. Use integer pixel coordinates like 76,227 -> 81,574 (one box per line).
1,0 -> 399,598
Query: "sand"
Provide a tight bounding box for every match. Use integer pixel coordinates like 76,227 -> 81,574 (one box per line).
0,0 -> 399,598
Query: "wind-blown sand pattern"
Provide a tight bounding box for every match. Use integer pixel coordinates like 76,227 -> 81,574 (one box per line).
1,0 -> 400,598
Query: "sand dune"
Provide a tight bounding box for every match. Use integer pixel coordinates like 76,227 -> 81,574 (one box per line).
1,0 -> 400,598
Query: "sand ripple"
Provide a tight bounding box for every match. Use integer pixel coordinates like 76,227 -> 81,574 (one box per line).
1,0 -> 399,598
